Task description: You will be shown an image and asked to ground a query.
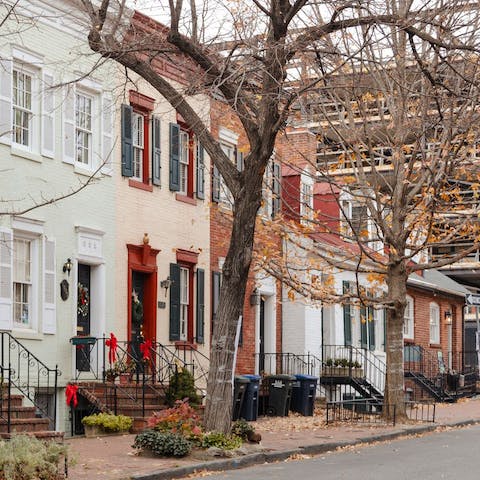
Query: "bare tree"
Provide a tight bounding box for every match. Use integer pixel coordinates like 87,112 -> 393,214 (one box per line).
78,0 -> 480,430
261,2 -> 480,419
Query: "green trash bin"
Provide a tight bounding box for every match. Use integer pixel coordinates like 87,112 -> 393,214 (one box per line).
265,374 -> 296,416
232,376 -> 250,420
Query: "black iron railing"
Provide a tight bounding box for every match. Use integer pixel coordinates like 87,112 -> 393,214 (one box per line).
326,398 -> 393,425
72,337 -> 210,420
1,332 -> 60,431
322,345 -> 386,394
254,352 -> 322,377
0,364 -> 11,432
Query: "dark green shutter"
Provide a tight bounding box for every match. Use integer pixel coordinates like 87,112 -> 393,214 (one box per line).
212,165 -> 221,202
368,306 -> 376,350
196,268 -> 205,344
343,281 -> 352,346
169,123 -> 180,191
196,142 -> 205,199
360,304 -> 368,349
272,162 -> 281,218
238,315 -> 243,346
121,104 -> 133,177
169,263 -> 181,341
152,116 -> 161,186
212,271 -> 221,332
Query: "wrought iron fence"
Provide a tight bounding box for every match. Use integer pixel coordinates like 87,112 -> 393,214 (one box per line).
326,398 -> 393,425
0,332 -> 60,431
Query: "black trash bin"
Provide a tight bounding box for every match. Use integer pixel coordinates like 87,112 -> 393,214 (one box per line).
240,374 -> 261,421
265,374 -> 296,416
233,376 -> 250,421
291,374 -> 318,416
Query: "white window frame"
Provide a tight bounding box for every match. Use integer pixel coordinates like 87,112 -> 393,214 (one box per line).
12,62 -> 39,153
219,141 -> 235,206
300,180 -> 313,224
132,111 -> 144,181
179,130 -> 189,195
180,267 -> 189,341
430,302 -> 440,344
404,295 -> 414,340
75,91 -> 93,166
12,231 -> 39,332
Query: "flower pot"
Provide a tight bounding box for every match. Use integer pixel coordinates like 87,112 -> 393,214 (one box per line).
119,373 -> 132,385
84,425 -> 129,438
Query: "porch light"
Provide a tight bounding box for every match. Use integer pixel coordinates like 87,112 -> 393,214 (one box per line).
63,258 -> 73,276
444,310 -> 453,324
250,288 -> 261,306
160,276 -> 172,296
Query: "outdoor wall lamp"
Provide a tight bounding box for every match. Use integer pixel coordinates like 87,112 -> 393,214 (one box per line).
444,310 -> 453,324
160,277 -> 172,296
63,258 -> 73,276
250,288 -> 261,306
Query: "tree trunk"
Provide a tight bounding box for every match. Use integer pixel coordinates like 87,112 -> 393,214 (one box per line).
384,263 -> 408,422
204,179 -> 262,433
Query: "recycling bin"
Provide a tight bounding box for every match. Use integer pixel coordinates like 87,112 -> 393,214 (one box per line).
265,374 -> 296,416
291,374 -> 318,416
232,376 -> 250,421
240,374 -> 261,421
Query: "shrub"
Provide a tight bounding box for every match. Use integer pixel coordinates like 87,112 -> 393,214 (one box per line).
201,432 -> 242,450
231,419 -> 254,441
147,400 -> 203,441
81,413 -> 133,432
165,368 -> 200,406
133,430 -> 192,457
0,434 -> 70,480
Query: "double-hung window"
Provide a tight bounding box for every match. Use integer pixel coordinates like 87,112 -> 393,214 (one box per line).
300,181 -> 313,224
75,93 -> 93,165
132,111 -> 144,181
430,302 -> 440,344
179,267 -> 189,341
13,238 -> 32,328
404,295 -> 414,340
179,131 -> 190,195
12,69 -> 33,148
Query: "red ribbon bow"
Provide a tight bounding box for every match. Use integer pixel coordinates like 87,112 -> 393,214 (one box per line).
65,384 -> 78,408
140,339 -> 152,360
105,332 -> 118,364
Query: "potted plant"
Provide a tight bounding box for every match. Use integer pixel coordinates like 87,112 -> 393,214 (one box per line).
115,360 -> 136,385
81,413 -> 133,437
321,358 -> 364,377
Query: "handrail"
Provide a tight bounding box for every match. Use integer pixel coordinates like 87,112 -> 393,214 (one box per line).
322,345 -> 386,394
254,352 -> 323,377
1,332 -> 60,429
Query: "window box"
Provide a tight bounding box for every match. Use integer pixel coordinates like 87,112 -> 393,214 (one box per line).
70,336 -> 96,346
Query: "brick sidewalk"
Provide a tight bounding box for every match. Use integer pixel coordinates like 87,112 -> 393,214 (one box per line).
66,397 -> 480,480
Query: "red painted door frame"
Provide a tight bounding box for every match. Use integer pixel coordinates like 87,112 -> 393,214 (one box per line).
127,243 -> 160,344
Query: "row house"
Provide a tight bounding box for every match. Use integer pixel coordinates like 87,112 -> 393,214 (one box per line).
0,0 -> 118,433
278,125 -> 470,402
209,98 -> 283,375
0,3 -> 211,436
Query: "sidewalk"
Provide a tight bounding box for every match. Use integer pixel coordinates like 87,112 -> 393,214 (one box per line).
66,397 -> 480,480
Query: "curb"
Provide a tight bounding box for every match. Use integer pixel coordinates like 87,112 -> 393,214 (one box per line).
132,419 -> 480,480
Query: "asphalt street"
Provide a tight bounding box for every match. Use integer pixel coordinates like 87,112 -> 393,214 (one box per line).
198,424 -> 480,480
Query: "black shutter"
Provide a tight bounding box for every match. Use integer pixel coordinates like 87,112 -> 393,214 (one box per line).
272,162 -> 281,218
212,165 -> 221,202
121,104 -> 133,177
169,263 -> 181,341
196,142 -> 205,199
152,116 -> 161,186
169,123 -> 180,191
238,315 -> 243,346
343,281 -> 352,346
212,271 -> 221,333
196,268 -> 205,344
